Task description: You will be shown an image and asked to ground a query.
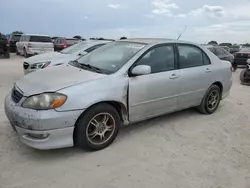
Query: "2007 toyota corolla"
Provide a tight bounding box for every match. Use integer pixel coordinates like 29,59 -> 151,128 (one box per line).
5,38 -> 233,151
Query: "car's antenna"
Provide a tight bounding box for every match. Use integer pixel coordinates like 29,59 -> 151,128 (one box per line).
177,25 -> 187,40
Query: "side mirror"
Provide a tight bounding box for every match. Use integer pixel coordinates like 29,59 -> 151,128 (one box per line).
247,59 -> 250,64
131,65 -> 151,76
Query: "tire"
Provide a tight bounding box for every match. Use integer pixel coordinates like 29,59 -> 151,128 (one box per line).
23,48 -> 28,58
240,69 -> 247,83
4,51 -> 10,58
75,103 -> 121,151
197,85 -> 221,114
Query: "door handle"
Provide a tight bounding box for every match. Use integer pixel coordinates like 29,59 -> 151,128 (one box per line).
205,68 -> 212,73
169,74 -> 179,79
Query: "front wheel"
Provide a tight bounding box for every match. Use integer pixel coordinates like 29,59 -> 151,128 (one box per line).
197,85 -> 221,114
23,48 -> 28,58
75,103 -> 121,151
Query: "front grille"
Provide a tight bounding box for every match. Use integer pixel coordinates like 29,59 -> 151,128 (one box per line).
11,87 -> 23,103
23,62 -> 29,69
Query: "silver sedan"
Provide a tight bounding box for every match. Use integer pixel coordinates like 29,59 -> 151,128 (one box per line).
5,38 -> 233,151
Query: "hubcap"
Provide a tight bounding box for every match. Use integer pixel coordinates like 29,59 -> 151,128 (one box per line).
86,113 -> 115,145
207,90 -> 219,110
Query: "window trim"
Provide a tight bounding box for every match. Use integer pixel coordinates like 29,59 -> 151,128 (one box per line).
176,43 -> 211,69
128,43 -> 178,77
85,43 -> 106,53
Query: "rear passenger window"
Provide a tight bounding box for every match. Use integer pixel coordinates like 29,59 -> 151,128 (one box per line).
178,45 -> 203,68
203,53 -> 211,65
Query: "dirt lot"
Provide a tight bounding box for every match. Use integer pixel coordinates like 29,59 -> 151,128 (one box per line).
0,54 -> 250,188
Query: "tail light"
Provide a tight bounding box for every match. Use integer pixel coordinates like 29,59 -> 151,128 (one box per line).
6,40 -> 9,44
61,44 -> 67,48
27,43 -> 32,48
230,64 -> 233,72
248,54 -> 250,57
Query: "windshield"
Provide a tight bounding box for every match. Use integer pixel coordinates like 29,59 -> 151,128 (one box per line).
239,48 -> 250,53
60,41 -> 97,54
76,41 -> 146,74
30,36 -> 52,42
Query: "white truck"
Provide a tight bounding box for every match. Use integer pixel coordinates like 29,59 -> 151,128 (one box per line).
16,34 -> 54,57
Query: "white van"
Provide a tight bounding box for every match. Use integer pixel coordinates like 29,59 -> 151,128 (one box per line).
16,34 -> 54,57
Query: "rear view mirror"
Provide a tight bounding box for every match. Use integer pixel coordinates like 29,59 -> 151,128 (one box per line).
131,65 -> 151,76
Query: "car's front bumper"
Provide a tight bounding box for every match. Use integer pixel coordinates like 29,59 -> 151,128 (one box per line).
4,91 -> 83,150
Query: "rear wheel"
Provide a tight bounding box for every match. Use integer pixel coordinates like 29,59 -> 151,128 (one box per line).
240,69 -> 247,83
197,85 -> 221,114
75,103 -> 121,151
4,51 -> 10,58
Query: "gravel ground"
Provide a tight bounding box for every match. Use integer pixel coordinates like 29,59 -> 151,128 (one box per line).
0,54 -> 250,188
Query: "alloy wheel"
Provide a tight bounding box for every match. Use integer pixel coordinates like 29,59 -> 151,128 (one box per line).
86,113 -> 116,145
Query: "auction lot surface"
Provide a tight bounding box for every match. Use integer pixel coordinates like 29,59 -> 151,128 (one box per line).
0,54 -> 250,188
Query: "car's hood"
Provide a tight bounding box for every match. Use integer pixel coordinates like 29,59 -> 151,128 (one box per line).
25,52 -> 72,63
15,65 -> 106,96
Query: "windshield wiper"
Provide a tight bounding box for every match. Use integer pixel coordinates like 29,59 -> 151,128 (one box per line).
79,63 -> 102,73
70,60 -> 101,73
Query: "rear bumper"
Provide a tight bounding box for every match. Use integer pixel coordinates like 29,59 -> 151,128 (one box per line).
27,48 -> 54,55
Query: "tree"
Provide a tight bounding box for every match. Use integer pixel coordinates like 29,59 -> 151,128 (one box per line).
120,37 -> 127,40
208,41 -> 218,45
12,31 -> 23,35
219,43 -> 232,47
243,43 -> 250,47
73,35 -> 82,39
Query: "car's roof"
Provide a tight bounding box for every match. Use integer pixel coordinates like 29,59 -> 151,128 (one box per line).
118,38 -> 201,46
22,34 -> 51,37
86,40 -> 112,44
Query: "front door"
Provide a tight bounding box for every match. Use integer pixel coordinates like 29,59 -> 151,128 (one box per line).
128,44 -> 180,122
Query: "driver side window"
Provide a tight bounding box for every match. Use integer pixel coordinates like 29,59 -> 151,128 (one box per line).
134,45 -> 175,74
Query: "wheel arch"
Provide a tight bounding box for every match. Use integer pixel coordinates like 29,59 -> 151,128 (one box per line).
73,101 -> 128,145
211,81 -> 223,99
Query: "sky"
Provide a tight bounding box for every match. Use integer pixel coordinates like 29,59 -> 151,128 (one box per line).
1,0 -> 250,44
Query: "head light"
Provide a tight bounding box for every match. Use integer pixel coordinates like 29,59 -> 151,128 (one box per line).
30,61 -> 51,69
22,93 -> 67,110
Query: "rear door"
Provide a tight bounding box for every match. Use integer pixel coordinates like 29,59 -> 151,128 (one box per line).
177,44 -> 214,109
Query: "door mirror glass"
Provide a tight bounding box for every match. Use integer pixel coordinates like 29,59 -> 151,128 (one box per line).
247,59 -> 250,64
131,65 -> 151,76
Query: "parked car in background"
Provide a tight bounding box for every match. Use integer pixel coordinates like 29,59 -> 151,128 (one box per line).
234,48 -> 250,66
53,37 -> 80,51
5,38 -> 232,151
230,45 -> 240,54
204,45 -> 237,70
8,34 -> 21,53
51,36 -> 59,43
16,34 -> 54,57
0,33 -> 10,58
220,46 -> 230,52
23,40 -> 111,74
